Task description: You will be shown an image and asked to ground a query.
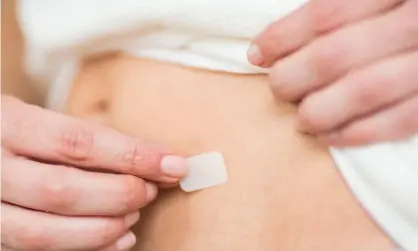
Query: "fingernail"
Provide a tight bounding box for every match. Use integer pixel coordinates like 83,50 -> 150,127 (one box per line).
247,44 -> 264,66
161,155 -> 188,178
116,232 -> 136,250
145,182 -> 158,201
124,211 -> 140,227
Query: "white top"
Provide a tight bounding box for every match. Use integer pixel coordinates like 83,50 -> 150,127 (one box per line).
17,1 -> 418,250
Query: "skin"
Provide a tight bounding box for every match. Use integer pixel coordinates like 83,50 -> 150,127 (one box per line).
1,95 -> 189,251
66,53 -> 396,251
2,5 -> 188,250
249,0 -> 418,146
1,1 -> 407,249
1,0 -> 43,105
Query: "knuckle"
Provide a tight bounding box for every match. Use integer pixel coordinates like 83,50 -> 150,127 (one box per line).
17,228 -> 51,251
353,85 -> 383,110
310,39 -> 347,82
123,144 -> 142,173
97,220 -> 124,247
56,123 -> 95,162
123,143 -> 156,174
40,172 -> 80,213
351,74 -> 390,110
119,176 -> 146,211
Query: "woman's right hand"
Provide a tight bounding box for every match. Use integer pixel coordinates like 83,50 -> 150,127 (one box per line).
1,95 -> 188,251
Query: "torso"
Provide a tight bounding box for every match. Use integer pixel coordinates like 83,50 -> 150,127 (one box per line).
66,53 -> 394,251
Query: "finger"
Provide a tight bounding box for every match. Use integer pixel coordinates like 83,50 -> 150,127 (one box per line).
318,94 -> 418,146
2,156 -> 158,216
157,181 -> 179,189
99,232 -> 136,251
1,96 -> 188,182
269,0 -> 418,101
1,203 -> 139,251
1,245 -> 17,251
249,0 -> 404,67
298,50 -> 418,133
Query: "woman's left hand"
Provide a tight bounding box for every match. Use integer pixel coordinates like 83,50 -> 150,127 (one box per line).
249,0 -> 418,146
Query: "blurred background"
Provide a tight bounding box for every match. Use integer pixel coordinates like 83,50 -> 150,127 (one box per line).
2,0 -> 43,105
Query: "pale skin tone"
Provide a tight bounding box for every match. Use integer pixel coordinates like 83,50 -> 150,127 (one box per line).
1,96 -> 189,251
1,2 -> 185,250
67,54 -> 395,251
2,0 -> 415,250
249,0 -> 418,146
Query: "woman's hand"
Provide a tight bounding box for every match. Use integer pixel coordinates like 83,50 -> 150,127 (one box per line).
1,96 -> 188,251
249,0 -> 418,146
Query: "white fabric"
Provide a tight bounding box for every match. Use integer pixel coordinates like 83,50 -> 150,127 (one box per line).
18,0 -> 303,110
331,138 -> 418,250
17,1 -> 418,250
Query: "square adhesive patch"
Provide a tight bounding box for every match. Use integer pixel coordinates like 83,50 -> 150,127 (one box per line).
180,151 -> 228,192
